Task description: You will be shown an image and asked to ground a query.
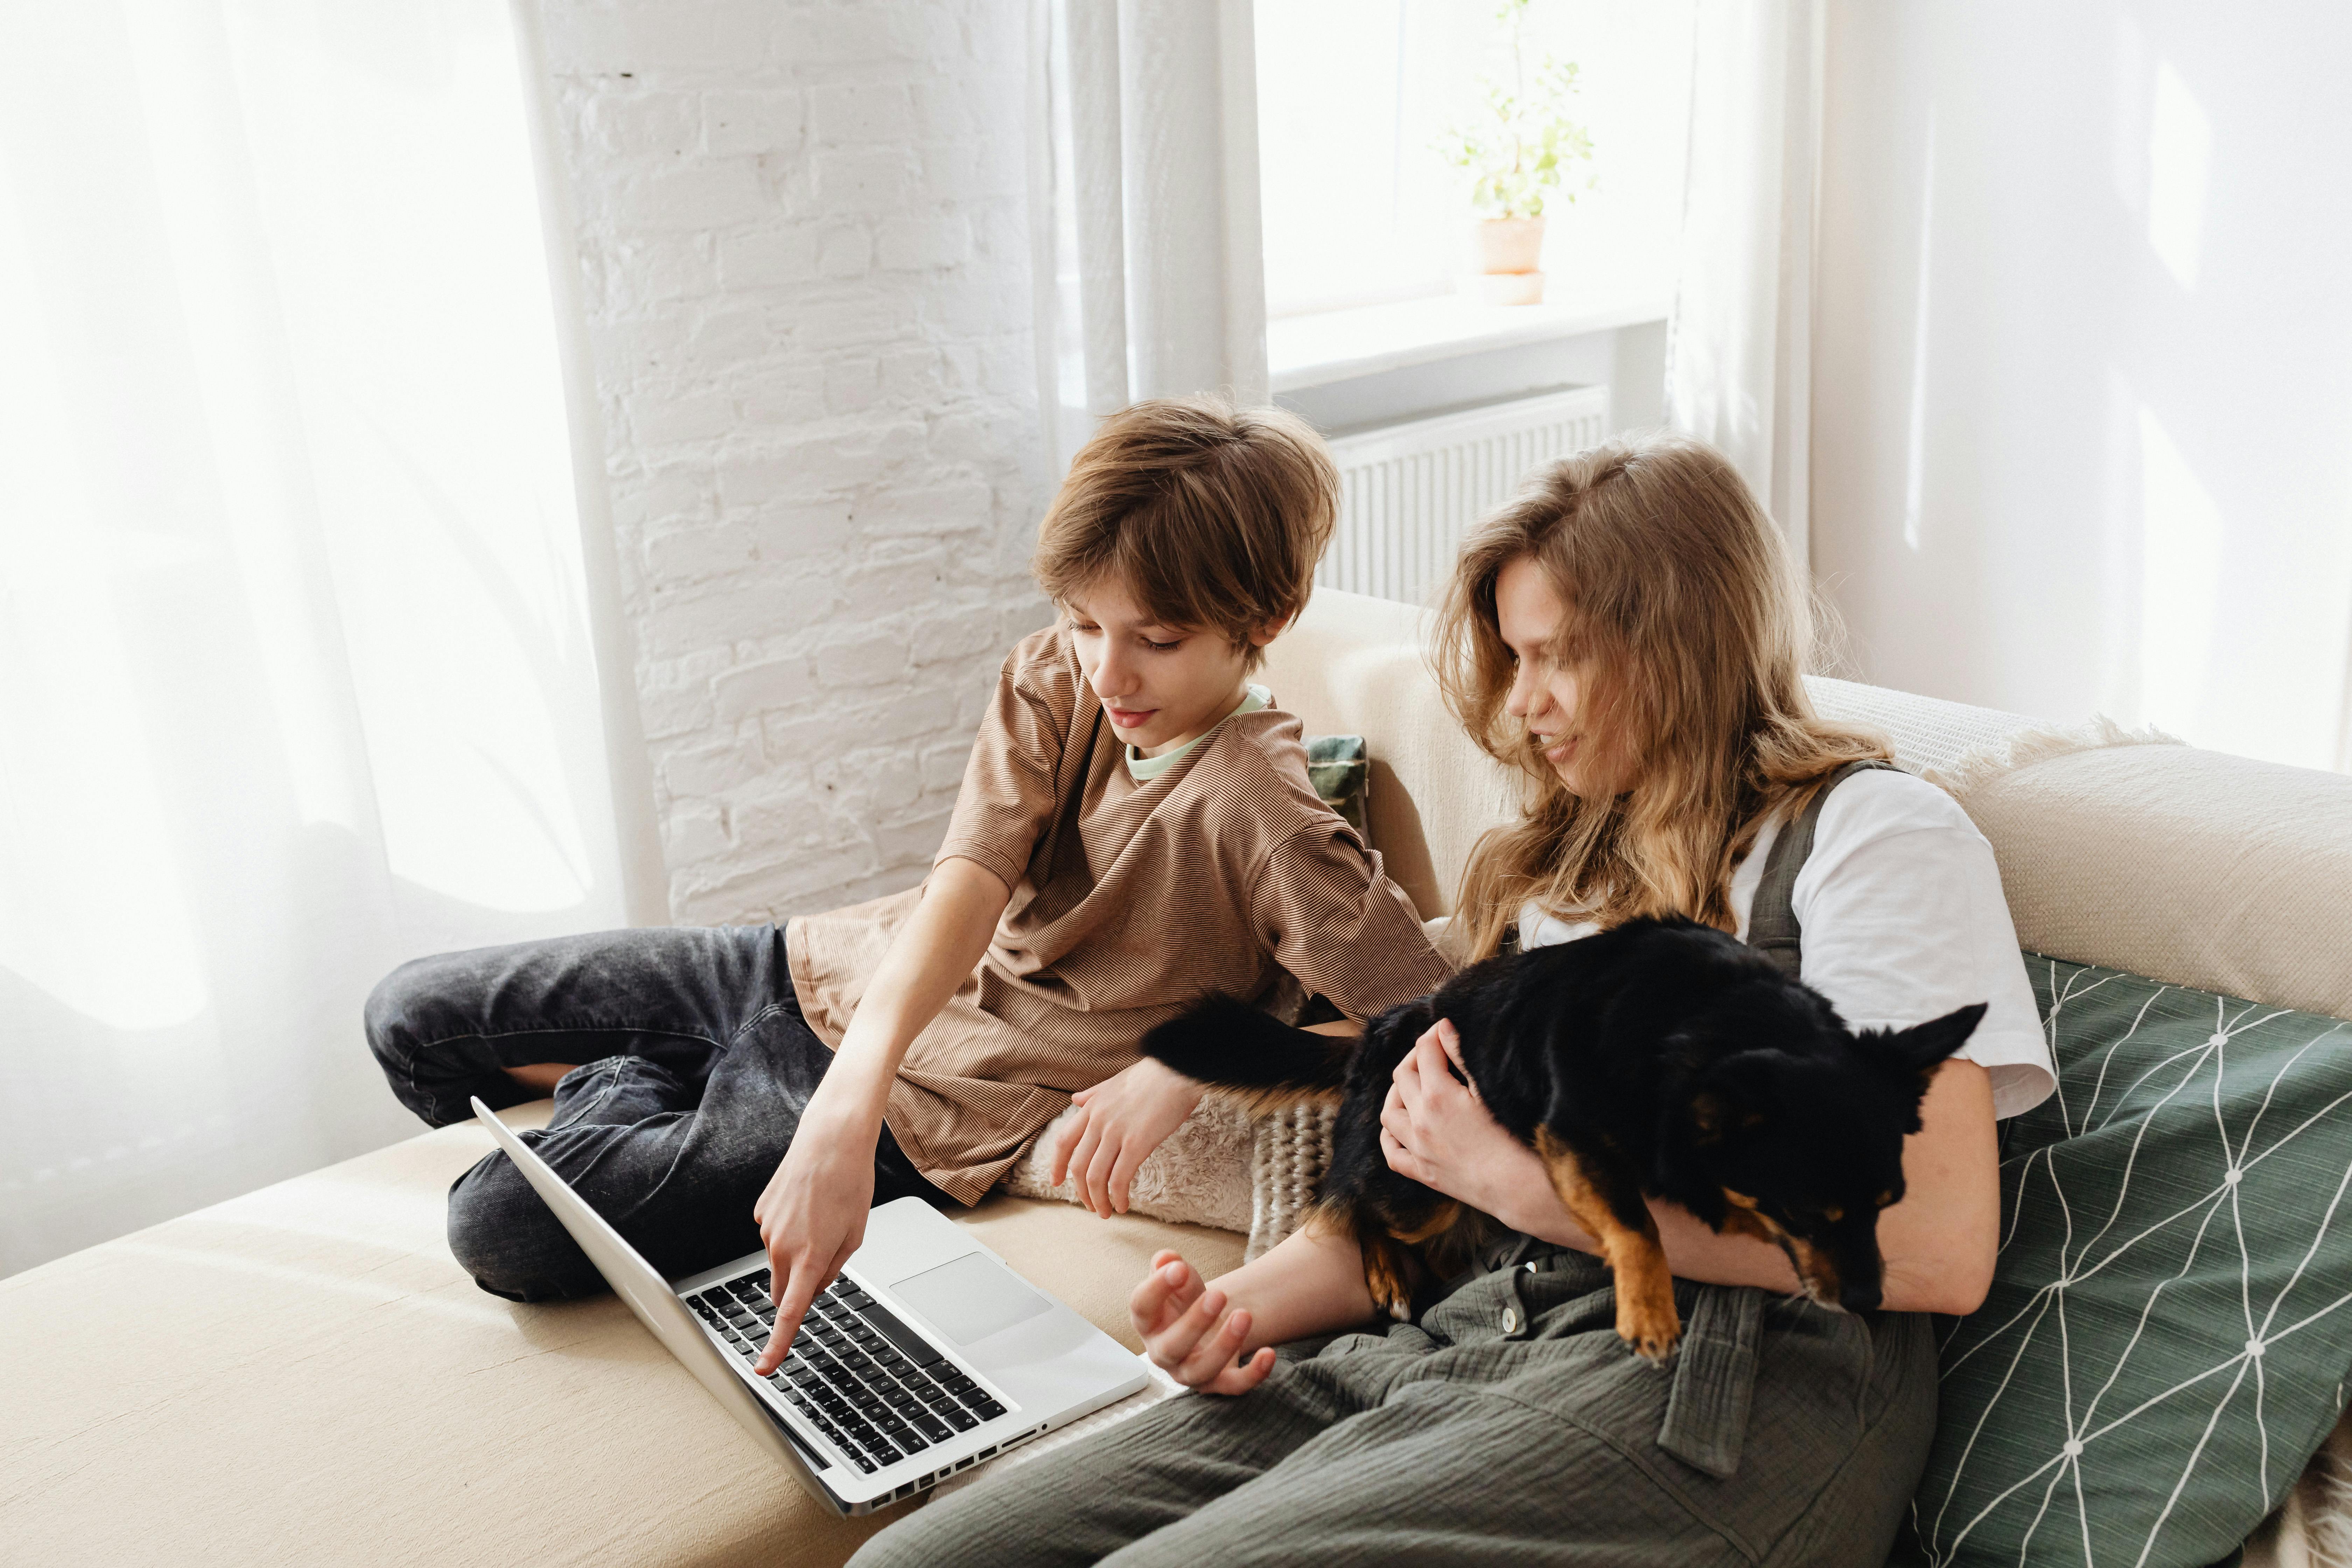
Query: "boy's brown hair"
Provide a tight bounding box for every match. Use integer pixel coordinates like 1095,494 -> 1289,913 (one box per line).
1032,396 -> 1339,670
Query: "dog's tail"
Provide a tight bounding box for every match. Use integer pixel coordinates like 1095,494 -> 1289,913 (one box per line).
1139,994 -> 1353,1101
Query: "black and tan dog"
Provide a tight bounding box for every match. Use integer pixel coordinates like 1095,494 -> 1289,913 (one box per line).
1141,916 -> 1984,1362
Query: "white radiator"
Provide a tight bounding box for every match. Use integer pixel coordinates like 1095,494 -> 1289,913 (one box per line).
1317,385 -> 1611,609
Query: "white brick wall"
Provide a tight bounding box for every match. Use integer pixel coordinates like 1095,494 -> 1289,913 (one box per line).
540,0 -> 1054,925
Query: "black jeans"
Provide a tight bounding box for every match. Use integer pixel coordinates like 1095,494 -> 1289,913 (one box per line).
364,924 -> 937,1301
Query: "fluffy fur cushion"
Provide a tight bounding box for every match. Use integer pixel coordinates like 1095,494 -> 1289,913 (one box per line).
999,1099 -> 1258,1236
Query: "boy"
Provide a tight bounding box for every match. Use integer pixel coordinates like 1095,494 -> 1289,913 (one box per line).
364,397 -> 1451,1365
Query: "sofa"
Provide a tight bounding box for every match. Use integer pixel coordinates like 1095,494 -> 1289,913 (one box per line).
5,587 -> 2348,1566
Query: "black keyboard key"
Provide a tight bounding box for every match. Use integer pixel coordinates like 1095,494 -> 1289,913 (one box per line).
943,1408 -> 978,1432
883,1391 -> 919,1413
848,1452 -> 876,1474
912,1414 -> 951,1442
971,1398 -> 1007,1421
895,1426 -> 929,1453
939,1371 -> 975,1391
918,1387 -> 960,1415
869,1444 -> 903,1466
855,1300 -> 942,1366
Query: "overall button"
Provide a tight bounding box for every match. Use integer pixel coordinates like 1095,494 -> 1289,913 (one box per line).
1502,1306 -> 1521,1334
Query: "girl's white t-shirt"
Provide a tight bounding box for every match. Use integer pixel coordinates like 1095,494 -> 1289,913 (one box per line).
1517,769 -> 2055,1119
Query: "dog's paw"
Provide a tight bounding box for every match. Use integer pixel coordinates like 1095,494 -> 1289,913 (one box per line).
1615,1285 -> 1683,1365
1618,1320 -> 1682,1365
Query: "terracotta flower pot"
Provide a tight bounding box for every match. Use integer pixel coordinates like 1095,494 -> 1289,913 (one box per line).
1474,216 -> 1546,274
1469,216 -> 1546,306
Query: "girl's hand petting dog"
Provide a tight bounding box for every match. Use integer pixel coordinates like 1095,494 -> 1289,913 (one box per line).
1379,1018 -> 1553,1234
1052,1056 -> 1203,1216
1131,1250 -> 1278,1395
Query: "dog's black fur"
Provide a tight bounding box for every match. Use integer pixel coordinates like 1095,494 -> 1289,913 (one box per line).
1142,915 -> 1984,1360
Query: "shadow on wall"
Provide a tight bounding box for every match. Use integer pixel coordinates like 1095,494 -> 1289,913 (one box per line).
1808,0 -> 2352,774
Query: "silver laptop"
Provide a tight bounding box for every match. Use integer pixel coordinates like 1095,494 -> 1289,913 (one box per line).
471,1098 -> 1148,1516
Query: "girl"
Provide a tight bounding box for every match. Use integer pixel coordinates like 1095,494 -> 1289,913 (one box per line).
851,434 -> 2052,1567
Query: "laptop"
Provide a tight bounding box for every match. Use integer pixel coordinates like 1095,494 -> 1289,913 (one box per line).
471,1097 -> 1150,1516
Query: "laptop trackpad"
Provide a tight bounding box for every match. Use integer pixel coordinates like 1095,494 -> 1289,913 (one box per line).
889,1252 -> 1054,1346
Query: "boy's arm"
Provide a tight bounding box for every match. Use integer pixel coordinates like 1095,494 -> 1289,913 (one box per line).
1132,1222 -> 1377,1395
751,855 -> 1009,1373
1253,824 -> 1454,1027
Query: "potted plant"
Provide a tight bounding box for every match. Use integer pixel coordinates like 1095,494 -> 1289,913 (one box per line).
1435,0 -> 1594,306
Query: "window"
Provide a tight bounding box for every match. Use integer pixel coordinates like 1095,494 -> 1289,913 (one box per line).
1254,0 -> 1695,326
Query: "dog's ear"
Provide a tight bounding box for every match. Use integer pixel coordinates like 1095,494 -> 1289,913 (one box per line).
1694,1050 -> 1785,1137
1867,1002 -> 1989,1092
1689,1090 -> 1731,1143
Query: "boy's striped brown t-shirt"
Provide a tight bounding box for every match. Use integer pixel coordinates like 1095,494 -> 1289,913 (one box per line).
787,624 -> 1453,1204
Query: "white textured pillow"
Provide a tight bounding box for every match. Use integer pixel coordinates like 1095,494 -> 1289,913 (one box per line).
1923,719 -> 2352,1025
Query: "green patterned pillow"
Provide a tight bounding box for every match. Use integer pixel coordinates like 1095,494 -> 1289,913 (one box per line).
1896,958 -> 2352,1568
1306,734 -> 1371,841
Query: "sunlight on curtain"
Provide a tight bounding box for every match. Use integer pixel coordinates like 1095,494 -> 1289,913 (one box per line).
1667,0 -> 1822,568
0,1 -> 629,1276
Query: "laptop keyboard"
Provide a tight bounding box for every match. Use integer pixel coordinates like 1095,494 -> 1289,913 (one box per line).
687,1271 -> 1010,1475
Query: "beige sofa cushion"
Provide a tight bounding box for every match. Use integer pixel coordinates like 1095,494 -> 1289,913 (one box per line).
1261,592 -> 2050,920
1927,723 -> 2352,1023
0,1104 -> 1243,1568
1271,595 -> 2352,1024
1260,589 -> 1516,919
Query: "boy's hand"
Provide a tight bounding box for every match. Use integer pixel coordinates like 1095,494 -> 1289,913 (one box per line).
1051,1057 -> 1203,1216
1131,1250 -> 1276,1396
750,1118 -> 877,1376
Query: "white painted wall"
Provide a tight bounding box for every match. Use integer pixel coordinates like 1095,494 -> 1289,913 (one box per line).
1811,1 -> 2352,772
538,0 -> 1055,924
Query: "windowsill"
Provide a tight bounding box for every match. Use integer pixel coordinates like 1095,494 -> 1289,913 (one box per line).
1267,286 -> 1672,393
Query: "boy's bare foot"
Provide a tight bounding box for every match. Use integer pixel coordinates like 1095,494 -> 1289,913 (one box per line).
501,1062 -> 579,1093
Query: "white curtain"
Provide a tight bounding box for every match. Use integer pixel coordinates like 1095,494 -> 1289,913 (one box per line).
1028,0 -> 1270,475
0,1 -> 655,1276
1666,0 -> 1825,572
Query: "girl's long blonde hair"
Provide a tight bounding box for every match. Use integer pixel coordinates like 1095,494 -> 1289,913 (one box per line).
1433,432 -> 1889,962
